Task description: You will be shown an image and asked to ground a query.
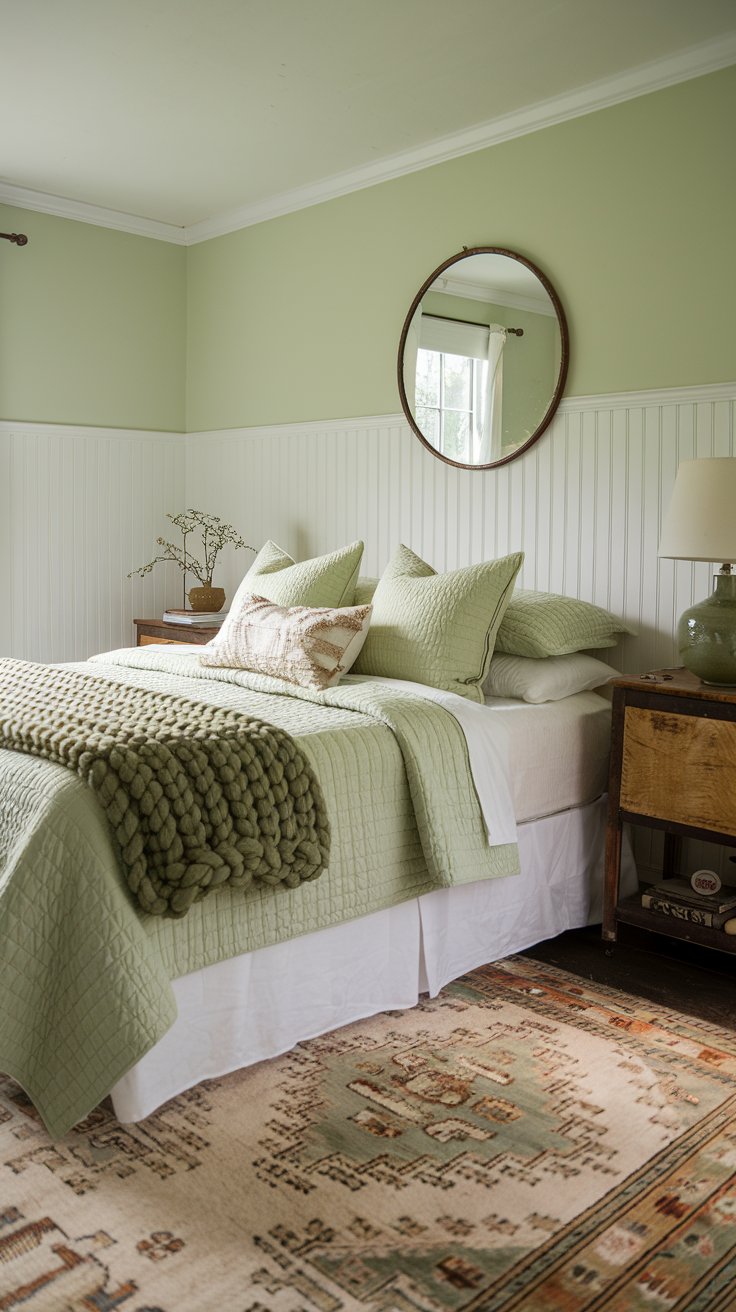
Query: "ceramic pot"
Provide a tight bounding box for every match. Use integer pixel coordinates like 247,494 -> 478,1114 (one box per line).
188,584 -> 226,613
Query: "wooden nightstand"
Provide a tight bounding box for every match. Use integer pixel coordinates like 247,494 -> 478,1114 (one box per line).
134,618 -> 221,647
604,668 -> 736,955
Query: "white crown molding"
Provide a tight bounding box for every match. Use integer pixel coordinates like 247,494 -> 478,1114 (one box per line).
436,277 -> 556,316
185,33 -> 736,245
0,181 -> 187,244
1,33 -> 734,246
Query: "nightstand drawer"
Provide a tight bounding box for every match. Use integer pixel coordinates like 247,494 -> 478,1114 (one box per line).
139,634 -> 185,646
134,618 -> 220,646
620,704 -> 736,836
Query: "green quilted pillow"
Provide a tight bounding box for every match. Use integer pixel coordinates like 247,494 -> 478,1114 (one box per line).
496,590 -> 633,658
354,576 -> 379,605
243,539 -> 364,608
354,545 -> 524,702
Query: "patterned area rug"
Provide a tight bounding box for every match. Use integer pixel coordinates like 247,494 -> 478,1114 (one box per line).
1,957 -> 735,1311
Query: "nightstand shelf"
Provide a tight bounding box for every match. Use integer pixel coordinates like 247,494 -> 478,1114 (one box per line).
614,894 -> 736,956
604,668 -> 736,957
134,618 -> 221,646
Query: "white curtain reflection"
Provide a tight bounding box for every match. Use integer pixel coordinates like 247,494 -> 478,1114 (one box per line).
477,325 -> 506,462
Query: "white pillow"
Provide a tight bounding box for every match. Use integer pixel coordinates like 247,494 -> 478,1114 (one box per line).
484,652 -> 620,703
201,593 -> 372,690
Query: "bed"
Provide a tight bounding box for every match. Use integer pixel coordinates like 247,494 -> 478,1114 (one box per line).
0,642 -> 636,1137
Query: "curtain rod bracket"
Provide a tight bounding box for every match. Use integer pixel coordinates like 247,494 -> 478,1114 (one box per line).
0,232 -> 29,246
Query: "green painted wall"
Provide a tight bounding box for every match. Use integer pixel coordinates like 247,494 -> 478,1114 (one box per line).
2,67 -> 733,435
186,66 -> 736,432
0,205 -> 186,430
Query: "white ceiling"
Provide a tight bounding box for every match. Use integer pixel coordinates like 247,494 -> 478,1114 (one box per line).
2,0 -> 735,241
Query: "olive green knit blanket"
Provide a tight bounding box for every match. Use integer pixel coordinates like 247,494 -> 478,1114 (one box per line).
0,659 -> 330,917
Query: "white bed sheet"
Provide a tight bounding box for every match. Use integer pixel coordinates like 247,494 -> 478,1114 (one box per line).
485,691 -> 613,823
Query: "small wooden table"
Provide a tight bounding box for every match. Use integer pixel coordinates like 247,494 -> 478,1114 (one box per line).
604,668 -> 736,955
134,618 -> 221,647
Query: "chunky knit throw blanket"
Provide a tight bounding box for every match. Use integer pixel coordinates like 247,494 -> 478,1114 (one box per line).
0,659 -> 330,917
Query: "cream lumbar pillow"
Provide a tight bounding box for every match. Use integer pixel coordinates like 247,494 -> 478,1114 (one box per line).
484,652 -> 621,703
353,544 -> 524,702
242,539 -> 364,609
201,593 -> 373,691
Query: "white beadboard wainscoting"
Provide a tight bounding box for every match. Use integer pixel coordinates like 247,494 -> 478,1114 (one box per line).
186,382 -> 736,679
2,381 -> 735,881
0,423 -> 184,663
185,381 -> 736,883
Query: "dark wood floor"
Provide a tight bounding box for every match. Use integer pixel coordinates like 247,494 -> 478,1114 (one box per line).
524,924 -> 735,1028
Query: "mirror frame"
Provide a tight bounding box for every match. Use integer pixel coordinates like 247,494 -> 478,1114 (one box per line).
397,245 -> 569,471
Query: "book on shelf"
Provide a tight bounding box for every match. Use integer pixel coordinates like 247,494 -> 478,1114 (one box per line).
639,893 -> 736,929
163,609 -> 228,626
641,878 -> 736,915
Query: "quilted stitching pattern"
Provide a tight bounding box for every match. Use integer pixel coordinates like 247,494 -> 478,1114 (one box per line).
240,538 -> 364,608
354,544 -> 524,702
496,590 -> 633,658
0,647 -> 517,1138
0,753 -> 176,1138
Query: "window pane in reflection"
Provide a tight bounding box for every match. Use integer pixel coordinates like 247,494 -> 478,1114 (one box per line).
443,353 -> 471,409
416,350 -> 440,407
416,406 -> 440,446
442,409 -> 471,462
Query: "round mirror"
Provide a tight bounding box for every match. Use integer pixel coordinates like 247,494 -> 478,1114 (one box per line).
398,247 -> 569,470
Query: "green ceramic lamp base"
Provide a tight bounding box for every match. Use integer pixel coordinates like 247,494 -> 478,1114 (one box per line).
677,571 -> 736,686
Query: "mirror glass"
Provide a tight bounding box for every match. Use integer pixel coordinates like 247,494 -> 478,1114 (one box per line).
398,247 -> 569,469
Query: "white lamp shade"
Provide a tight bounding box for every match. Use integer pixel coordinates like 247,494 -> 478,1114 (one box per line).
658,457 -> 736,564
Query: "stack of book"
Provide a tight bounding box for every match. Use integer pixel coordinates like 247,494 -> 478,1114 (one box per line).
641,878 -> 736,929
163,608 -> 228,627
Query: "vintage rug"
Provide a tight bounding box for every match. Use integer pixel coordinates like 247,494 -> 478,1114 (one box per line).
1,957 -> 735,1311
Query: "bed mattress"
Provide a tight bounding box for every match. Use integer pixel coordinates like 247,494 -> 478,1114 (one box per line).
484,690 -> 612,822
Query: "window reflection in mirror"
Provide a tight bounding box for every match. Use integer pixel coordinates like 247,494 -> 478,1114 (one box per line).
399,249 -> 568,470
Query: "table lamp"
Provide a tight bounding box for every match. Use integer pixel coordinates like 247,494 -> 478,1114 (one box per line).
658,457 -> 736,685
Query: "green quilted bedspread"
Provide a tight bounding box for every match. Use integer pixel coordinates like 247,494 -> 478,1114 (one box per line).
0,647 -> 519,1137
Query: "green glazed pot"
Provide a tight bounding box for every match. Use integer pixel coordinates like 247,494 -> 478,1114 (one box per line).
678,572 -> 736,685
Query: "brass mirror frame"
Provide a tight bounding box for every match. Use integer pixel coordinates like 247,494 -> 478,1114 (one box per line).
397,246 -> 569,471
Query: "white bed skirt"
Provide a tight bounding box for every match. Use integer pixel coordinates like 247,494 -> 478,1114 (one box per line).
111,797 -> 637,1123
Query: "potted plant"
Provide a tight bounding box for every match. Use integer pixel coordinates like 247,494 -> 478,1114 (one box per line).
129,509 -> 255,611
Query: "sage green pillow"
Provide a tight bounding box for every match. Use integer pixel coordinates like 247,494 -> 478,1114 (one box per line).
243,539 -> 364,608
354,576 -> 379,605
495,589 -> 633,658
354,544 -> 524,702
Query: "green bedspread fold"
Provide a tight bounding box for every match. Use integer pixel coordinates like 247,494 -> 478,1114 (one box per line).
0,658 -> 330,917
0,647 -> 518,1137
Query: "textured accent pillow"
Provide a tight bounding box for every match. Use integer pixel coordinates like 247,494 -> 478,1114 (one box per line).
484,652 -> 621,703
242,539 -> 364,608
496,590 -> 633,658
201,593 -> 372,691
353,544 -> 524,702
